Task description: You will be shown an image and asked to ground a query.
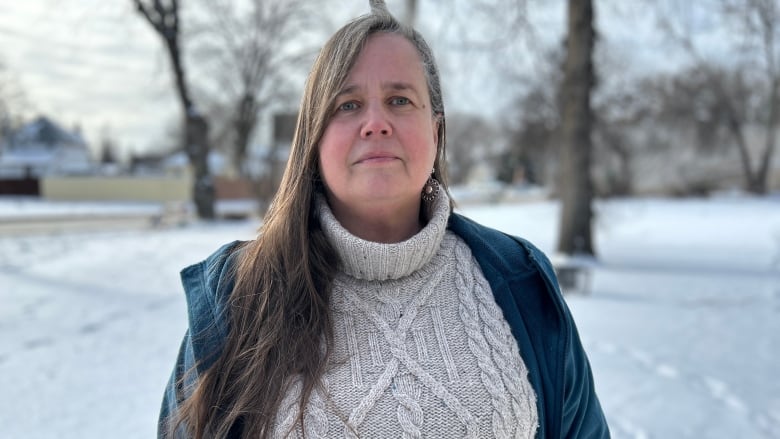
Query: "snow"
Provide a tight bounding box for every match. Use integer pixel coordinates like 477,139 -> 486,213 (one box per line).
0,198 -> 164,220
1,194 -> 778,438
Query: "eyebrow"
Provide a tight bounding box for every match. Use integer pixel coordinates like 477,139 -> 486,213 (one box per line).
336,81 -> 420,97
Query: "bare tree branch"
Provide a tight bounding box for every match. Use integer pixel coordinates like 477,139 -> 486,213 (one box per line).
188,0 -> 315,182
655,0 -> 779,193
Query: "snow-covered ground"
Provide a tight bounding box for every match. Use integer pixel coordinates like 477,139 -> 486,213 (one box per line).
1,194 -> 778,438
0,197 -> 164,220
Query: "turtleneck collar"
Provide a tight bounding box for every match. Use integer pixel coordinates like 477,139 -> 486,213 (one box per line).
316,191 -> 451,281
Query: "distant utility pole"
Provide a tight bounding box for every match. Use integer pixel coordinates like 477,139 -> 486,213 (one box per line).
557,0 -> 596,256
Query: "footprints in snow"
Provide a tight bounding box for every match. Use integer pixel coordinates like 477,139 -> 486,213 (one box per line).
586,339 -> 779,438
5,297 -> 178,358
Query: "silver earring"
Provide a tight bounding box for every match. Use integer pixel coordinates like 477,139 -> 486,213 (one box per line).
421,175 -> 440,203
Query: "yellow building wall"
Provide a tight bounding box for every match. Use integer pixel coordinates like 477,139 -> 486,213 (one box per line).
41,176 -> 192,202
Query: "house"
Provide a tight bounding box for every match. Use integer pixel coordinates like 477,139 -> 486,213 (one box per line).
0,116 -> 93,179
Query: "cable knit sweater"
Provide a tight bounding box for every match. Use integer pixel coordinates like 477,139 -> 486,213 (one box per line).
272,192 -> 538,438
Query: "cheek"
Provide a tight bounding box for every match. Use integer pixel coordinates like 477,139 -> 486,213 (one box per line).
317,130 -> 347,183
416,122 -> 438,165
317,144 -> 335,182
319,122 -> 348,153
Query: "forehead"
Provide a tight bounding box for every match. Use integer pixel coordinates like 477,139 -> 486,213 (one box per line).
344,32 -> 427,87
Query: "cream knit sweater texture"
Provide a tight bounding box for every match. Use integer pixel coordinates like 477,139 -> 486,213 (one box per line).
272,192 -> 538,438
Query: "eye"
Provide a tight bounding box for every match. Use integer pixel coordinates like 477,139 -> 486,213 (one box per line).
389,96 -> 410,106
337,101 -> 359,112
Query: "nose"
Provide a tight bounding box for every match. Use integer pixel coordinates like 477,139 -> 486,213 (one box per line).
360,103 -> 392,138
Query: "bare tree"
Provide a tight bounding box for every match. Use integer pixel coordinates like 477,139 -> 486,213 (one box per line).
592,110 -> 633,197
0,58 -> 27,140
501,77 -> 560,187
0,60 -> 12,126
446,113 -> 498,184
192,0 -> 313,179
727,0 -> 780,194
590,74 -> 653,197
133,0 -> 215,219
658,0 -> 779,194
99,124 -> 119,165
557,0 -> 597,256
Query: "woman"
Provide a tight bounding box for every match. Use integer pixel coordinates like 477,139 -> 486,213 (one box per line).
160,1 -> 609,438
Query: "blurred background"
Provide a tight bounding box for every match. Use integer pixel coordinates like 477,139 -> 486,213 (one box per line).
0,0 -> 778,438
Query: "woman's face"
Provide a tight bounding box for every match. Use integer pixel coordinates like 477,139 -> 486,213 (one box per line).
318,32 -> 438,226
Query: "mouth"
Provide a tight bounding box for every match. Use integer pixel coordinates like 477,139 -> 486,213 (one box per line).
355,153 -> 399,165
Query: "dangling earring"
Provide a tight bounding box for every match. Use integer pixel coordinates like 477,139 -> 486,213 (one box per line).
421,173 -> 440,203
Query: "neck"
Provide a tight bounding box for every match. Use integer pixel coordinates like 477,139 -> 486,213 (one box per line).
327,196 -> 423,243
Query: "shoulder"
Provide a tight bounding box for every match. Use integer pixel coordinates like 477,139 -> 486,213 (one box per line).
447,212 -> 557,282
179,240 -> 249,371
180,240 -> 246,305
447,212 -> 568,332
449,213 -> 608,437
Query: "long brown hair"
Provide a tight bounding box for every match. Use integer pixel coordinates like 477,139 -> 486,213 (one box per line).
168,2 -> 449,437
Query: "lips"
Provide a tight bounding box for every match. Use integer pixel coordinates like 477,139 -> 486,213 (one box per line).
354,151 -> 399,164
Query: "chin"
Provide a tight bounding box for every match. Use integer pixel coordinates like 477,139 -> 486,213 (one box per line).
359,189 -> 402,202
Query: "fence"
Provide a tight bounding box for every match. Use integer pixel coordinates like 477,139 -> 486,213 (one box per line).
0,178 -> 39,196
40,176 -> 191,202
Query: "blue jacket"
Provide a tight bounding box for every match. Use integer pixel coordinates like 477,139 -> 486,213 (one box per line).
160,213 -> 610,438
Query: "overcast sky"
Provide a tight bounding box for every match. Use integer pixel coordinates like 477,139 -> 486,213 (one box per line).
0,1 -> 729,160
0,1 -> 176,158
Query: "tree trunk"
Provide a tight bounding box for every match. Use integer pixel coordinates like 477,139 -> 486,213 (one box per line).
134,0 -> 215,219
755,76 -> 778,195
167,39 -> 215,219
233,93 -> 258,177
557,0 -> 596,256
723,99 -> 760,193
187,114 -> 215,219
752,0 -> 778,195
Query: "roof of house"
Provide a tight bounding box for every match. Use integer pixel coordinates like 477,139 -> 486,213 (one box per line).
6,116 -> 87,150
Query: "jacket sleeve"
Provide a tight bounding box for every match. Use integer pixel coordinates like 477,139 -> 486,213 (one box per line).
529,247 -> 610,438
560,306 -> 610,438
158,330 -> 197,438
518,239 -> 610,439
447,214 -> 611,437
158,241 -> 242,438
